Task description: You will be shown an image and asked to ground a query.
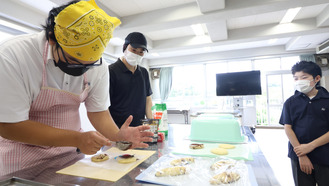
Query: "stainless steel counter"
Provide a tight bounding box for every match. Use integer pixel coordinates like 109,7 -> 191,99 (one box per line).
18,124 -> 280,186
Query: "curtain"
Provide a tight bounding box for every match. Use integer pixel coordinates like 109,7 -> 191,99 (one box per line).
159,67 -> 173,103
300,54 -> 315,62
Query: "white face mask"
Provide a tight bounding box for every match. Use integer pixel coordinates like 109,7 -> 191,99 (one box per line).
294,79 -> 315,94
124,50 -> 143,66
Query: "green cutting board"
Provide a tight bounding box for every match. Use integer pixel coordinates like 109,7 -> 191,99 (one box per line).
172,141 -> 253,161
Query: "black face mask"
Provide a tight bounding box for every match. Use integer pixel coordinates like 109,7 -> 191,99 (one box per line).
54,59 -> 89,76
53,46 -> 90,76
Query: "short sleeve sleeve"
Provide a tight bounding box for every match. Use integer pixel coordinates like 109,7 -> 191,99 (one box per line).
0,52 -> 31,122
279,99 -> 292,125
84,63 -> 110,112
144,68 -> 152,96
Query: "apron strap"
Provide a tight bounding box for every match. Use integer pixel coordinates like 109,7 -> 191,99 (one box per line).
42,41 -> 49,87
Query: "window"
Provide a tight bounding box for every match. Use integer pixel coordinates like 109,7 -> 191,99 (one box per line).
205,62 -> 227,97
281,56 -> 300,70
205,62 -> 229,109
228,60 -> 252,72
254,58 -> 281,71
157,55 -> 300,126
167,64 -> 205,108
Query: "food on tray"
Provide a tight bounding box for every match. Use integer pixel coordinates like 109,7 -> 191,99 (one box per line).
218,144 -> 236,149
210,171 -> 240,185
155,166 -> 187,177
170,157 -> 195,166
189,143 -> 204,149
210,160 -> 236,170
91,153 -> 109,162
116,154 -> 137,164
211,148 -> 228,155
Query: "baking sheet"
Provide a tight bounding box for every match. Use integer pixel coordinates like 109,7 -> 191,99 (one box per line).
56,147 -> 155,182
171,141 -> 253,161
136,154 -> 258,186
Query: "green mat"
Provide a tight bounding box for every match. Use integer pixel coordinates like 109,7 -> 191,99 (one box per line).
172,141 -> 253,161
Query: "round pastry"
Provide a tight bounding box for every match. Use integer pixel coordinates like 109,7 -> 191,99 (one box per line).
91,153 -> 109,162
210,148 -> 228,155
170,157 -> 195,166
218,144 -> 236,149
189,143 -> 204,149
210,171 -> 240,185
116,154 -> 138,164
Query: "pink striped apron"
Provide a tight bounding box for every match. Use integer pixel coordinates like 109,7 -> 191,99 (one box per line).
0,41 -> 88,183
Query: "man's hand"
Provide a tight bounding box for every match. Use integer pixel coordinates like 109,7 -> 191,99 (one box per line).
77,131 -> 111,155
294,143 -> 315,156
299,155 -> 314,175
118,115 -> 154,149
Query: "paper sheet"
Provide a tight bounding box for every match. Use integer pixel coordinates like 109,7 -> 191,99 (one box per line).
56,147 -> 155,182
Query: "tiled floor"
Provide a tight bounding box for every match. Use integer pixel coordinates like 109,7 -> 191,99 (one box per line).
254,128 -> 294,186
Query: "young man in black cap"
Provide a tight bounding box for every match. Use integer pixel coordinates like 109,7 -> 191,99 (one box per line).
108,32 -> 153,128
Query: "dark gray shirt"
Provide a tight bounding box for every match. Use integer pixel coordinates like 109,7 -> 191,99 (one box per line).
108,58 -> 152,128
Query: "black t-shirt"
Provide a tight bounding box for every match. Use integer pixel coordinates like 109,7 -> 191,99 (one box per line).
108,58 -> 152,128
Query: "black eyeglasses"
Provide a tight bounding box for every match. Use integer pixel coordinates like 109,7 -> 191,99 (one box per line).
58,46 -> 102,69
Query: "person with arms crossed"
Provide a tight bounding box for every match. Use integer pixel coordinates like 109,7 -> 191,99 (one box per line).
279,61 -> 329,186
0,0 -> 153,183
109,32 -> 153,128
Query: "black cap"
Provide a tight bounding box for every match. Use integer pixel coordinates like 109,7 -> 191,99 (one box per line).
124,32 -> 148,52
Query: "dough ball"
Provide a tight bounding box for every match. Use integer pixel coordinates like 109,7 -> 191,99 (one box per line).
211,148 -> 228,155
91,153 -> 109,162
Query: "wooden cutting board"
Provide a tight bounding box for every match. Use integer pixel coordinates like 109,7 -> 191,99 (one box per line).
56,147 -> 155,182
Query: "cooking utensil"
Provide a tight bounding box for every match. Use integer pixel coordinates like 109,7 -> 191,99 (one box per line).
115,141 -> 132,151
77,141 -> 132,153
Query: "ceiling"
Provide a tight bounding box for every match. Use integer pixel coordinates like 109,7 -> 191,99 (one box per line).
1,0 -> 329,67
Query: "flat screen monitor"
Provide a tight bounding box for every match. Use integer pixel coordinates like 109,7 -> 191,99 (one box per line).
216,71 -> 262,96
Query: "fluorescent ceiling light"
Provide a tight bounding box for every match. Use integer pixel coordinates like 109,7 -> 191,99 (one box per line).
191,24 -> 205,36
280,7 -> 301,24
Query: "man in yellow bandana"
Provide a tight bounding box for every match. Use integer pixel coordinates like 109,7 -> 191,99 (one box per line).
0,0 -> 153,183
